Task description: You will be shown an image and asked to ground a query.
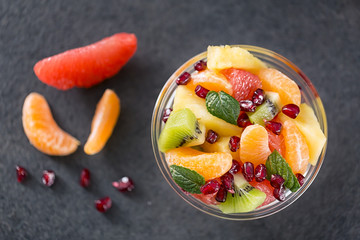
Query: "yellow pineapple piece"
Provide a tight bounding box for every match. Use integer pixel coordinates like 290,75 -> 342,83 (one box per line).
202,136 -> 240,161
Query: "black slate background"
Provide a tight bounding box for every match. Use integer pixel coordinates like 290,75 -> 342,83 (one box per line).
0,0 -> 359,239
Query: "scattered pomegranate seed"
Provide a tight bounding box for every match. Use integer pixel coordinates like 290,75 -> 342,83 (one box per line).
273,185 -> 285,201
206,130 -> 219,144
237,112 -> 252,128
162,108 -> 172,123
16,165 -> 27,183
252,89 -> 265,106
175,72 -> 191,85
221,172 -> 235,194
229,136 -> 240,152
254,164 -> 267,182
200,180 -> 220,195
195,85 -> 210,98
95,196 -> 112,212
194,60 -> 207,71
296,173 -> 305,186
239,100 -> 256,112
112,176 -> 135,192
42,170 -> 55,187
282,104 -> 300,119
242,162 -> 254,182
229,160 -> 241,174
270,174 -> 285,189
215,184 -> 227,203
80,168 -> 90,187
265,121 -> 282,135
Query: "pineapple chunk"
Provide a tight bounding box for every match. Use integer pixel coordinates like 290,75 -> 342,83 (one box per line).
202,136 -> 240,161
173,86 -> 243,137
207,45 -> 267,74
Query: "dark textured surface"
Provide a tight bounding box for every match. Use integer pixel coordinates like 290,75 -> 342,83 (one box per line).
0,0 -> 359,239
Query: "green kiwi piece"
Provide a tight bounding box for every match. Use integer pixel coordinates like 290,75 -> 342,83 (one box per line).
247,91 -> 281,126
218,174 -> 266,213
158,108 -> 205,152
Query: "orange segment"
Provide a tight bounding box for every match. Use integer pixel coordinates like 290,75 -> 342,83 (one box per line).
165,147 -> 232,181
240,125 -> 271,166
267,129 -> 285,157
22,93 -> 80,156
84,89 -> 120,155
281,120 -> 310,174
186,70 -> 233,95
258,68 -> 301,106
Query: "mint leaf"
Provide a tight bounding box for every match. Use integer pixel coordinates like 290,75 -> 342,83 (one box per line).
170,165 -> 205,194
265,150 -> 301,192
205,91 -> 240,125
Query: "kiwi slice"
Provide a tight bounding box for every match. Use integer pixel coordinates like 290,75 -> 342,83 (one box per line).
158,108 -> 205,152
218,174 -> 266,213
247,91 -> 281,126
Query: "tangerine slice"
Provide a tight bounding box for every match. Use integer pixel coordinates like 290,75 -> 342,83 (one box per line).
239,125 -> 271,166
258,68 -> 301,106
22,93 -> 80,156
165,147 -> 232,181
186,70 -> 233,95
84,89 -> 120,155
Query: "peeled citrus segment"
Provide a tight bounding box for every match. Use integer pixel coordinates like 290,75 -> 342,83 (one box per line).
22,93 -> 80,156
258,68 -> 301,106
267,129 -> 285,157
240,124 -> 271,166
186,70 -> 233,95
84,89 -> 120,155
165,147 -> 232,181
281,120 -> 310,174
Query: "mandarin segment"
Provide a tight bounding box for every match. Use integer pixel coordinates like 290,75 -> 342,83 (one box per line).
186,70 -> 233,95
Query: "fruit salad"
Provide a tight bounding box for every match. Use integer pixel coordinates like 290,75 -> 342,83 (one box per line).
156,45 -> 327,214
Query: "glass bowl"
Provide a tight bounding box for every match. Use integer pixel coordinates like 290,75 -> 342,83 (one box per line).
151,45 -> 327,220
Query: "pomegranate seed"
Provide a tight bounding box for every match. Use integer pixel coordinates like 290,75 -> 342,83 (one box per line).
80,168 -> 90,187
282,104 -> 300,119
237,112 -> 252,128
239,100 -> 256,112
265,121 -> 282,135
162,108 -> 173,123
296,173 -> 305,186
194,60 -> 207,71
175,72 -> 191,85
206,130 -> 219,144
95,196 -> 112,212
215,184 -> 227,203
16,165 -> 27,183
273,185 -> 285,201
195,85 -> 210,98
254,164 -> 267,182
229,136 -> 240,152
252,89 -> 265,106
242,162 -> 254,182
200,180 -> 220,195
42,170 -> 55,187
221,172 -> 235,194
112,176 -> 135,192
270,174 -> 285,189
229,160 -> 241,174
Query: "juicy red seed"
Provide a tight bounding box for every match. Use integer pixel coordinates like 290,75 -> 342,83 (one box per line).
242,162 -> 254,182
206,130 -> 219,144
200,180 -> 221,195
42,170 -> 55,187
162,108 -> 173,123
237,112 -> 252,128
16,165 -> 27,183
273,185 -> 285,201
195,85 -> 210,98
221,172 -> 235,194
215,184 -> 227,203
112,176 -> 135,192
175,72 -> 191,85
265,121 -> 282,135
194,60 -> 207,71
270,174 -> 285,189
282,104 -> 300,119
95,197 -> 112,212
80,168 -> 90,187
229,136 -> 240,152
296,173 -> 305,186
254,164 -> 267,182
229,160 -> 241,174
239,100 -> 256,112
252,89 -> 265,106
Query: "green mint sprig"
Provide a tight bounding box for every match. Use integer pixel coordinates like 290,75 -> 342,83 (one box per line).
205,91 -> 240,125
170,165 -> 205,194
